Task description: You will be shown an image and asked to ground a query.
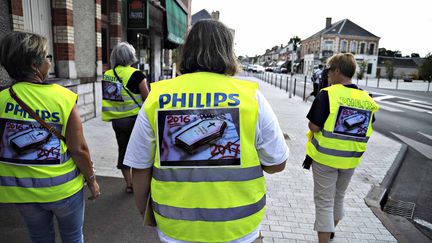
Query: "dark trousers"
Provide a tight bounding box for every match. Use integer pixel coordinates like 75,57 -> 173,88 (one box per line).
112,116 -> 137,169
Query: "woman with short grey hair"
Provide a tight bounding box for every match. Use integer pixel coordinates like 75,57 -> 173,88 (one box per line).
110,42 -> 138,68
0,31 -> 100,242
102,42 -> 149,193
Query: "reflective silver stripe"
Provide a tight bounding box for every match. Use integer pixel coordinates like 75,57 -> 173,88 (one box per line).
321,130 -> 369,142
153,166 -> 263,182
312,138 -> 364,158
102,103 -> 140,112
123,95 -> 143,102
0,168 -> 81,188
61,152 -> 71,163
153,194 -> 266,222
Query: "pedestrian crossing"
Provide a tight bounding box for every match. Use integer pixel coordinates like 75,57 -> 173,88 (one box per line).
391,131 -> 432,160
372,94 -> 432,115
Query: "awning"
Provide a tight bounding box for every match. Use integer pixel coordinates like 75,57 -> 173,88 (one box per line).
165,0 -> 187,47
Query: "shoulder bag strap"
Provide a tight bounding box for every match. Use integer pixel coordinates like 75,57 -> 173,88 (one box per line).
9,86 -> 66,142
113,66 -> 142,108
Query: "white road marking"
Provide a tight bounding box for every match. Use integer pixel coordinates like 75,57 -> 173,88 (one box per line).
399,101 -> 432,110
418,131 -> 432,141
373,95 -> 395,101
381,101 -> 428,113
391,132 -> 432,160
377,104 -> 404,112
414,218 -> 432,231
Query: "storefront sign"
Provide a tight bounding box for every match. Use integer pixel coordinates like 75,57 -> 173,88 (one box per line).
127,0 -> 148,29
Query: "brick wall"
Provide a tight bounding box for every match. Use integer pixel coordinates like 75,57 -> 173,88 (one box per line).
0,0 -> 11,38
60,78 -> 102,121
74,0 -> 96,77
9,0 -> 24,31
52,0 -> 77,78
96,0 -> 102,75
109,0 -> 122,48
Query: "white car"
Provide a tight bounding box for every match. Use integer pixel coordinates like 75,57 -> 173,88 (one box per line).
252,65 -> 265,73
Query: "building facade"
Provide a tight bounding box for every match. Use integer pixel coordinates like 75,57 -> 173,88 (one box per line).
1,0 -> 190,120
301,18 -> 380,77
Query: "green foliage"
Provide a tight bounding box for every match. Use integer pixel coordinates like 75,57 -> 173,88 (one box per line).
411,71 -> 419,80
384,60 -> 394,81
419,52 -> 432,82
356,61 -> 367,80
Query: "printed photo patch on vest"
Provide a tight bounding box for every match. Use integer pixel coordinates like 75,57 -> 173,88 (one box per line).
0,119 -> 64,166
156,108 -> 241,167
102,80 -> 124,102
333,106 -> 371,138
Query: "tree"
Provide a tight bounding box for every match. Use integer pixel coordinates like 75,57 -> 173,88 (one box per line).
384,60 -> 394,81
357,61 -> 367,80
419,52 -> 432,82
288,36 -> 301,51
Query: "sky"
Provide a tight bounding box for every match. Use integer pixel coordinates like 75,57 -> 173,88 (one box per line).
191,0 -> 432,58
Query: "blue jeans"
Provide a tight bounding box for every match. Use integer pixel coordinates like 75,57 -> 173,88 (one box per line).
15,189 -> 84,243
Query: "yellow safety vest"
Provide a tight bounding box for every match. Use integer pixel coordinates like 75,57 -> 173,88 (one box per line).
144,72 -> 266,242
306,84 -> 379,169
101,65 -> 143,121
0,82 -> 84,203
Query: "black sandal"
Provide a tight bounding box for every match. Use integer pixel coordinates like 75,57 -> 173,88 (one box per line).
125,186 -> 133,194
330,232 -> 335,240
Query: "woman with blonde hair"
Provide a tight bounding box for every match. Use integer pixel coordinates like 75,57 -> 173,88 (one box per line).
0,31 -> 100,242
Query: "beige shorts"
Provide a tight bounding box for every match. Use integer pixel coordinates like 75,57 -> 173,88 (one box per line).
312,161 -> 355,232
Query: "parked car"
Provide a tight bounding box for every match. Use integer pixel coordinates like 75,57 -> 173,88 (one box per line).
252,65 -> 265,73
246,64 -> 255,72
403,74 -> 414,82
265,66 -> 274,72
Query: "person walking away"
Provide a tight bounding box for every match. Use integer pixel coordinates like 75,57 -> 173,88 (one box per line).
319,67 -> 329,90
305,64 -> 323,102
0,31 -> 100,243
101,42 -> 149,193
304,53 -> 379,243
124,19 -> 288,243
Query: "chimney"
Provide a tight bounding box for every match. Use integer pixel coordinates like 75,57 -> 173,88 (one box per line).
211,11 -> 220,20
326,17 -> 332,29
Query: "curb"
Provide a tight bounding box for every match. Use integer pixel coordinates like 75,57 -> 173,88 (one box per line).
365,143 -> 431,242
365,143 -> 408,209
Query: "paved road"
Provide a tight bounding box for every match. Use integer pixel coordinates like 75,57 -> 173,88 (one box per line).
363,88 -> 432,239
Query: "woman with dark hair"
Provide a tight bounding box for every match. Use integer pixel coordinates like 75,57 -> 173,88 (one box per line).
124,20 -> 288,242
102,42 -> 149,193
0,31 -> 100,242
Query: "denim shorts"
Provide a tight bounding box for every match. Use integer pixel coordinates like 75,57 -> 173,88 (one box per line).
15,189 -> 84,243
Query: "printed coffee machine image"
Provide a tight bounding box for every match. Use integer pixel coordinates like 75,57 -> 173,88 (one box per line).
10,129 -> 52,154
342,113 -> 366,130
174,119 -> 227,154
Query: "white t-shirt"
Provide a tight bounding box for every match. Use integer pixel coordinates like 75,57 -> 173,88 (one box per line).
124,90 -> 289,243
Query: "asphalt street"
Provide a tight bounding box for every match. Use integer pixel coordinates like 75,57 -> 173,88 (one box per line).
362,87 -> 432,239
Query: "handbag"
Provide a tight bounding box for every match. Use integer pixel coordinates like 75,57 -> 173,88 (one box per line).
8,86 -> 66,142
113,66 -> 142,108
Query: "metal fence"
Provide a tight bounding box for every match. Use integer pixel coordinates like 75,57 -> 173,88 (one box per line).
243,71 -> 432,96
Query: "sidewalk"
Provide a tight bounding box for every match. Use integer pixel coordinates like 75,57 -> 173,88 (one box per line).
239,75 -> 400,242
0,74 -> 402,242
